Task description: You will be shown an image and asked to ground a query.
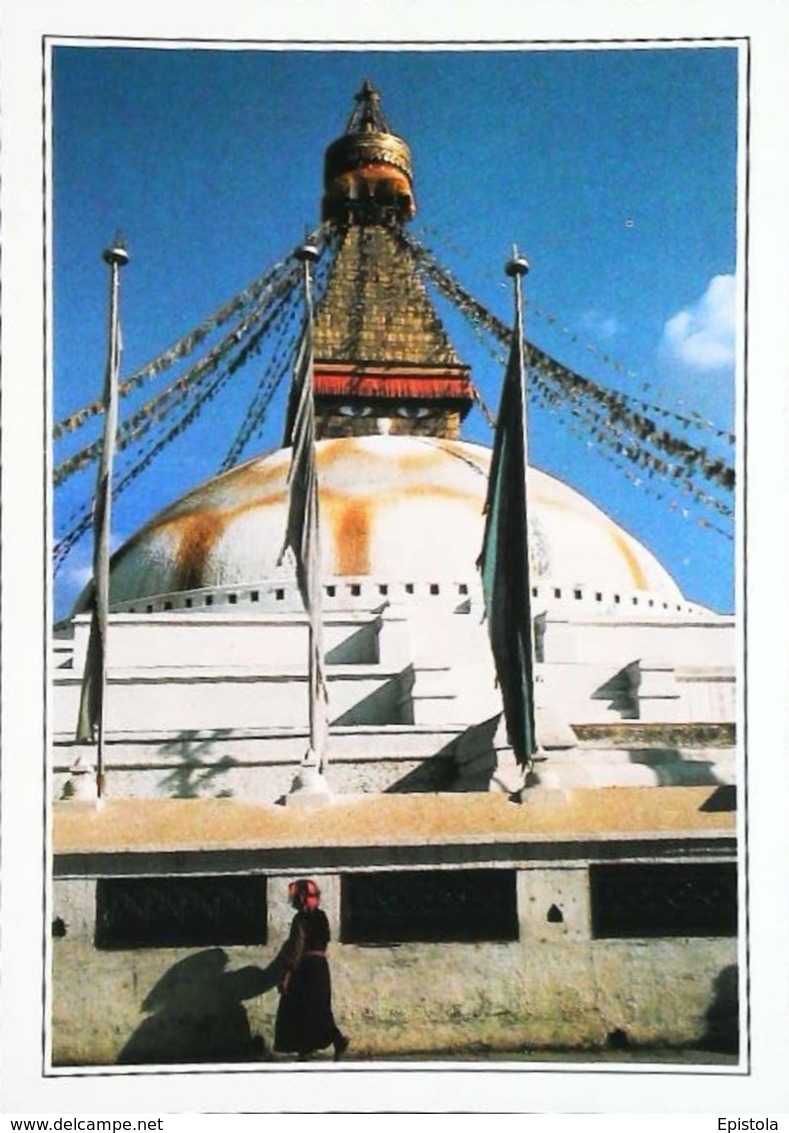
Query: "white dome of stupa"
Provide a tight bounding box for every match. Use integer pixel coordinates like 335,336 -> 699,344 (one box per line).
86,435 -> 706,619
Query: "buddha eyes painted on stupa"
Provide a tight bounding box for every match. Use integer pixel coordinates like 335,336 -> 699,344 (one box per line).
396,406 -> 433,420
335,404 -> 433,421
337,404 -> 374,418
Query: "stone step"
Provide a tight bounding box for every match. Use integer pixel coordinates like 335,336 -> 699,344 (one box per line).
51,724 -> 469,772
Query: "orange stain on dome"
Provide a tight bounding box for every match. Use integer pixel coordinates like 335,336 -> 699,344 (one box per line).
331,498 -> 373,575
112,443 -> 486,591
166,453 -> 289,510
316,437 -> 471,482
314,437 -> 351,464
318,481 -> 482,577
118,491 -> 288,587
609,526 -> 648,590
174,511 -> 227,591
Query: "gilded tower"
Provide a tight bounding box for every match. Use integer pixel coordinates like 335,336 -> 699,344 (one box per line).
313,81 -> 473,440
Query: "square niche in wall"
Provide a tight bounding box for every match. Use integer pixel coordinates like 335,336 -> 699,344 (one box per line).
95,875 -> 268,949
341,868 -> 518,944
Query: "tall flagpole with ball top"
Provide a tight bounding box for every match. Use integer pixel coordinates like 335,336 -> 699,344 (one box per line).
279,239 -> 332,806
72,237 -> 129,801
478,245 -> 539,789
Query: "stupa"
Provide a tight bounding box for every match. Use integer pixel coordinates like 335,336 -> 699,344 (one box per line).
51,81 -> 738,1066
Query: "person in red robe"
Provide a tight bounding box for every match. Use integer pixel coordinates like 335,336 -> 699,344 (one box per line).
274,878 -> 350,1061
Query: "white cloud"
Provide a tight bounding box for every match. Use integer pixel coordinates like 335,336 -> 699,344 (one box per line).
661,274 -> 736,372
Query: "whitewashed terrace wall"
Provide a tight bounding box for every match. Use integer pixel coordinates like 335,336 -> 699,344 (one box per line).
51,865 -> 738,1065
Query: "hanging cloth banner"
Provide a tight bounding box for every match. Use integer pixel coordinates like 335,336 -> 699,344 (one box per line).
278,245 -> 329,771
75,244 -> 129,799
478,253 -> 537,767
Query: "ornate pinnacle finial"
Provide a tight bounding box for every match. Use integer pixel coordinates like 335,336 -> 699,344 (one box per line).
345,78 -> 389,135
355,78 -> 378,103
323,82 -> 416,225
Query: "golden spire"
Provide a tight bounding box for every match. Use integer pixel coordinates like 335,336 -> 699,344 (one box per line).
313,82 -> 473,440
322,80 -> 416,225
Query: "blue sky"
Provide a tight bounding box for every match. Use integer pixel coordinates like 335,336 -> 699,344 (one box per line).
51,43 -> 739,618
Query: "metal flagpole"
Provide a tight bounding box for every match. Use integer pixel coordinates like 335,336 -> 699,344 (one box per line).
505,245 -> 540,762
75,238 -> 129,799
297,240 -> 329,775
506,249 -> 530,466
478,242 -> 539,783
279,239 -> 331,804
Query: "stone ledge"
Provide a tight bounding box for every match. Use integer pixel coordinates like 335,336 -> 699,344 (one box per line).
573,722 -> 736,748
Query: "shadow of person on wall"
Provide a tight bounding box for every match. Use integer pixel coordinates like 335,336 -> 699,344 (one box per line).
117,948 -> 281,1065
700,963 -> 739,1055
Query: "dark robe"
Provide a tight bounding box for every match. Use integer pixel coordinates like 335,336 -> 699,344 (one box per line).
274,908 -> 341,1055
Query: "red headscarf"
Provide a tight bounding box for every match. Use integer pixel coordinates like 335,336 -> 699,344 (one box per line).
288,878 -> 321,911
